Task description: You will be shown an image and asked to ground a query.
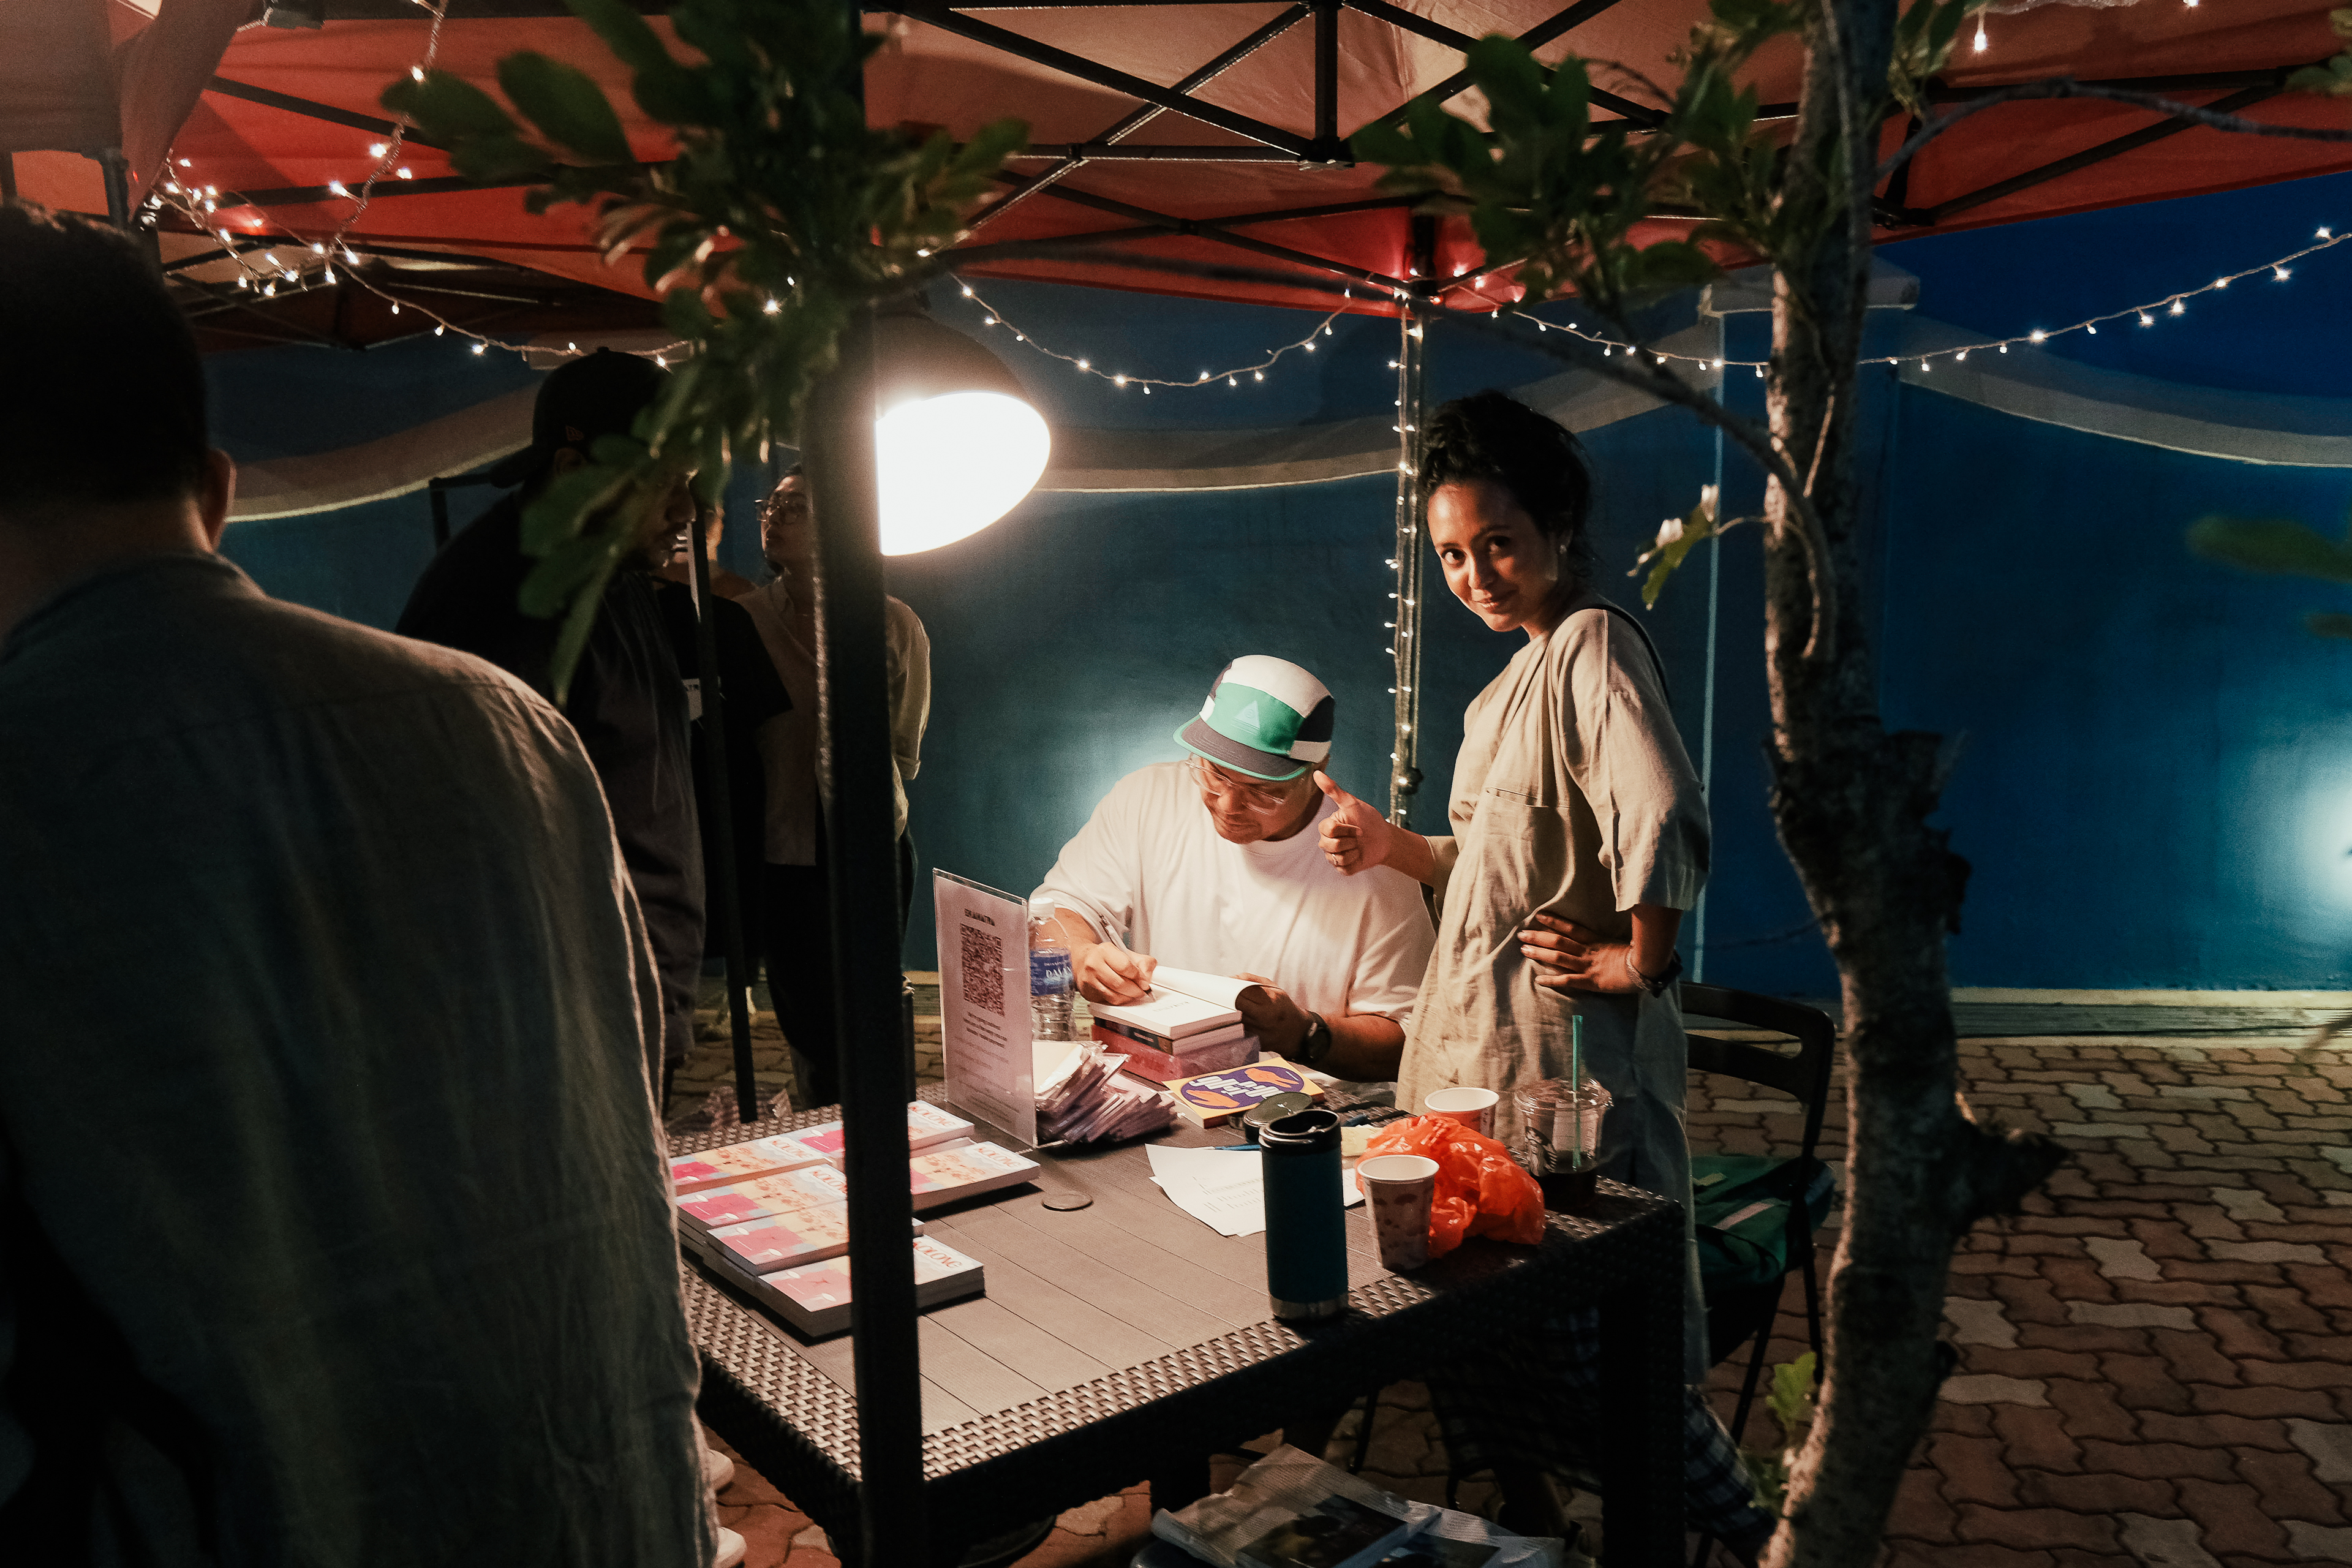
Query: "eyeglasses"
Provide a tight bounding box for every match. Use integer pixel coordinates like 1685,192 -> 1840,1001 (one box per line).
758,490 -> 812,524
1189,755 -> 1302,815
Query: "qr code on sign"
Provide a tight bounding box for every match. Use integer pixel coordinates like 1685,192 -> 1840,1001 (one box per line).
959,926 -> 1005,1014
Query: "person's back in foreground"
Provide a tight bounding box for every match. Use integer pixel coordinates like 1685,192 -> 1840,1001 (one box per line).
0,205 -> 707,1565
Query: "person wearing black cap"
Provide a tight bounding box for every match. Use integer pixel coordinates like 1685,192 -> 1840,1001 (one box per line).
397,349 -> 707,1082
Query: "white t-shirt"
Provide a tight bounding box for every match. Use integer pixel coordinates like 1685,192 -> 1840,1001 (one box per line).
1033,761 -> 1435,1024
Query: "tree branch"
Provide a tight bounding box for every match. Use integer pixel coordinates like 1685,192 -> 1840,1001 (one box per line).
1878,75 -> 2352,182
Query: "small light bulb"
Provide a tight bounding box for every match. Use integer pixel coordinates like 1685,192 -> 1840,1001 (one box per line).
396,167 -> 413,180
982,315 -> 996,326
472,341 -> 486,355
1323,324 -> 1333,336
1305,343 -> 1316,352
764,298 -> 780,314
2322,227 -> 2335,239
311,242 -> 325,254
2029,330 -> 2047,342
2139,312 -> 2155,326
323,266 -> 336,283
411,66 -> 426,81
1229,377 -> 1238,388
1999,343 -> 2009,353
1921,358 -> 1932,372
391,302 -> 401,314
1113,374 -> 1126,386
263,281 -> 276,297
178,157 -> 192,168
342,248 -> 359,265
369,143 -> 388,157
960,284 -> 974,296
328,179 -> 349,196
655,355 -> 666,367
2214,276 -> 2228,288
2087,325 -> 2097,334
2169,299 -> 2185,315
236,275 -> 250,290
2274,266 -> 2291,281
434,325 -> 444,336
1973,20 -> 1987,50
1957,350 -> 1968,361
1076,358 -> 1089,370
567,342 -> 577,352
1253,372 -> 1264,382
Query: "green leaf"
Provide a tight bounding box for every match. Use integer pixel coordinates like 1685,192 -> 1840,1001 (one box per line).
519,462 -> 626,557
497,51 -> 633,164
1350,119 -> 1422,168
451,135 -> 556,184
2187,517 -> 2352,582
567,0 -> 675,74
1766,1352 -> 1817,1437
382,71 -> 518,140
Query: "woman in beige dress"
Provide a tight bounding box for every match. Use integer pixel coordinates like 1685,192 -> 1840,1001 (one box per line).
1317,390 -> 1711,1362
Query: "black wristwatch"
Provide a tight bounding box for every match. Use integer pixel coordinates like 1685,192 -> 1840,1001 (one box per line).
1297,1012 -> 1335,1068
1625,949 -> 1684,998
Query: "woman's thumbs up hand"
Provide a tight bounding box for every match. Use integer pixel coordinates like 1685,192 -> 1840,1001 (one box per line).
1314,770 -> 1392,875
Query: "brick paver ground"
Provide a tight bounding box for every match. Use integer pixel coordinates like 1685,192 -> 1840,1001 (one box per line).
680,1014 -> 2352,1568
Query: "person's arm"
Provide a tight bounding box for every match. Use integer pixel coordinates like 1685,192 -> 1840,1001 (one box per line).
1311,772 -> 1441,886
1517,903 -> 1684,994
888,602 -> 930,784
1232,973 -> 1404,1080
1048,907 -> 1156,1006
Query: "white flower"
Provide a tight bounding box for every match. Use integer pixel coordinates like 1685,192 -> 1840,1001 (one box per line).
1698,483 -> 1719,518
1655,517 -> 1686,548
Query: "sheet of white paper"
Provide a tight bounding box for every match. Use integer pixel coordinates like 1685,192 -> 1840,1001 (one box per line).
1145,1143 -> 1364,1238
1148,967 -> 1253,1008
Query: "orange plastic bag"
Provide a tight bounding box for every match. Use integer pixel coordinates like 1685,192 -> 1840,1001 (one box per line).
1361,1115 -> 1546,1259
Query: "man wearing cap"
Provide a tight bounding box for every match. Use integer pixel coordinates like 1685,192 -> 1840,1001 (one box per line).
1033,657 -> 1432,1082
397,349 -> 706,1082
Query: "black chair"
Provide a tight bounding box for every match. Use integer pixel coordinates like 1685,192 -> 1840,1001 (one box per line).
1681,982 -> 1839,1444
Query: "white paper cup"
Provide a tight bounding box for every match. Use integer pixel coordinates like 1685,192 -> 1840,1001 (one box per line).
1356,1153 -> 1440,1272
1422,1086 -> 1500,1139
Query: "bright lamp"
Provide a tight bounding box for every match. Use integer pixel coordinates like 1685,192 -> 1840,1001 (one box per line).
870,312 -> 1050,556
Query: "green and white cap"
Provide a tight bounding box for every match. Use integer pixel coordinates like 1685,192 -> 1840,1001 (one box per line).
1175,655 -> 1335,782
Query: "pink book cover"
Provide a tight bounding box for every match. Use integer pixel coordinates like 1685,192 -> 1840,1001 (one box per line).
709,1205 -> 853,1273
907,1140 -> 1041,1210
778,1104 -> 978,1166
675,1165 -> 850,1231
668,1135 -> 826,1195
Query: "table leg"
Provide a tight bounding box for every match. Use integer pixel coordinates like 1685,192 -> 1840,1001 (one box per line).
1597,1242 -> 1687,1566
1278,1400 -> 1352,1469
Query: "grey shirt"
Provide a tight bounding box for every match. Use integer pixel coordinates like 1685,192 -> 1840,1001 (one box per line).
0,554 -> 707,1565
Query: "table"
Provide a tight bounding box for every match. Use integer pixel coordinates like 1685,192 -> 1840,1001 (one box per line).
680,1099 -> 1688,1566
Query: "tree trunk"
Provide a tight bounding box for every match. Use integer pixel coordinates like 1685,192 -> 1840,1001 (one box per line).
1760,4 -> 2065,1566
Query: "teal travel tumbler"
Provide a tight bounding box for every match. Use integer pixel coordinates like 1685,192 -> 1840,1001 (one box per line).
1258,1108 -> 1348,1320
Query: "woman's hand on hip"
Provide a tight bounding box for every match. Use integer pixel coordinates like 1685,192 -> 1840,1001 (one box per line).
1518,913 -> 1640,994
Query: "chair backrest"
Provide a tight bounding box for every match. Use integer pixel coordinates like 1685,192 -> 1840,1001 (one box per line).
1681,982 -> 1839,1162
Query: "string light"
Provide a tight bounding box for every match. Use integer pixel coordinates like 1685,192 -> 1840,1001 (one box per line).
1876,224 -> 2346,372
954,275 -> 1349,392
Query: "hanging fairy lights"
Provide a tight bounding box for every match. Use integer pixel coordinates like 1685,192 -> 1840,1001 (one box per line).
949,275 -> 1351,394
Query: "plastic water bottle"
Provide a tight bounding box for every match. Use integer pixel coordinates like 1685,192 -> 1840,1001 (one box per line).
1029,896 -> 1076,1042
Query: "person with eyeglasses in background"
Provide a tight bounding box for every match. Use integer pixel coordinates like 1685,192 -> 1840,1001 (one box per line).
737,466 -> 931,1107
1031,657 -> 1433,1086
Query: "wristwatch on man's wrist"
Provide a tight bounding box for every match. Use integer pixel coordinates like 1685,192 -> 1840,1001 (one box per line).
1296,1011 -> 1335,1067
1624,949 -> 1684,998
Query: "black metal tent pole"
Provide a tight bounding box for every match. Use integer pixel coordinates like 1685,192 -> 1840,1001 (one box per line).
688,510 -> 763,1126
805,311 -> 930,1567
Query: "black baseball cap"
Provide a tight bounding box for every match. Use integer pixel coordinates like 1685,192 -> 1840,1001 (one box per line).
485,347 -> 669,489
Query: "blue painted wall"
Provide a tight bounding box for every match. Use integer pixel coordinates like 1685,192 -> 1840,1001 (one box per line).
191,167 -> 2352,992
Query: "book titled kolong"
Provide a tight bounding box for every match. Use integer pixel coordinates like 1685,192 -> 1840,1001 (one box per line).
674,1163 -> 850,1232
667,1134 -> 831,1196
907,1138 -> 1042,1210
777,1101 -> 976,1165
1168,1061 -> 1325,1127
752,1234 -> 986,1338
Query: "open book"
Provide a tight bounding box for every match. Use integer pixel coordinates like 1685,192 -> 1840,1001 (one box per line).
1090,965 -> 1253,1042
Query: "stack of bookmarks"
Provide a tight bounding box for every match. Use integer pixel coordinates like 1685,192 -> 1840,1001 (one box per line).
670,1100 -> 1040,1337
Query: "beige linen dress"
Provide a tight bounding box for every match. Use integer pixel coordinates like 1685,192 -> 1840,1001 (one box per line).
1398,590 -> 1710,1370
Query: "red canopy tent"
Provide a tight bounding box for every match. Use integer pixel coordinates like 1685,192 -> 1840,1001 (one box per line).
7,0 -> 2348,334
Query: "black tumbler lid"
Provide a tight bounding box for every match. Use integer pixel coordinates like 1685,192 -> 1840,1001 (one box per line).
1257,1107 -> 1340,1152
1240,1091 -> 1316,1141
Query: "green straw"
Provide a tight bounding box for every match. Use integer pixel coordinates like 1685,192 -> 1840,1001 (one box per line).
1570,1014 -> 1584,1170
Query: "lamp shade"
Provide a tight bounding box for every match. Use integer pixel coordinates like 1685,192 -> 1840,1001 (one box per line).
870,313 -> 1050,556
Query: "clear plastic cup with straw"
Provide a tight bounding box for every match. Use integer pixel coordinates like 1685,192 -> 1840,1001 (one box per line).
1510,1015 -> 1611,1211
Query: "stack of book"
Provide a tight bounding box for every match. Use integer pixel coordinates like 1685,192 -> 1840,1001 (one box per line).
745,1233 -> 987,1338
907,1138 -> 1042,1210
1091,978 -> 1258,1085
1038,1044 -> 1175,1144
668,1133 -> 832,1196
